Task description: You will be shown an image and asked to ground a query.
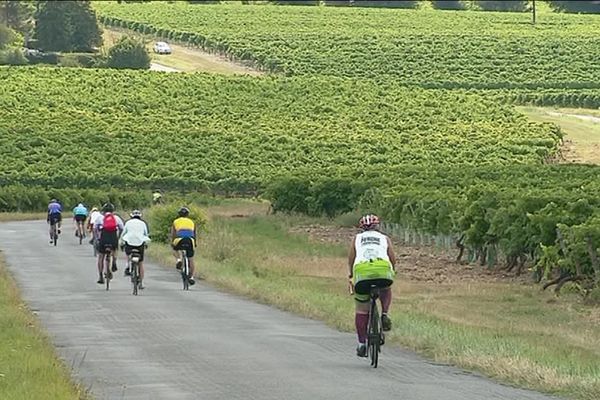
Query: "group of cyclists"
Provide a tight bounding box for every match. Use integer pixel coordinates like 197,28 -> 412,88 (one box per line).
48,197 -> 397,358
46,199 -> 198,290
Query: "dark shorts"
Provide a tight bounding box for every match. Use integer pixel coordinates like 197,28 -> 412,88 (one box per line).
48,213 -> 61,225
124,243 -> 145,262
172,237 -> 194,258
97,231 -> 118,254
74,214 -> 87,223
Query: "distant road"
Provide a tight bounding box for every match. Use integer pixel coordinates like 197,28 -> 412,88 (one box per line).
0,220 -> 560,400
150,62 -> 181,73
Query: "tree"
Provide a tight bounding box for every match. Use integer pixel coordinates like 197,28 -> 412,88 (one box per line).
0,24 -> 16,49
0,1 -> 34,33
34,1 -> 102,52
548,1 -> 600,13
476,0 -> 528,11
431,0 -> 465,10
106,36 -> 150,69
325,0 -> 417,7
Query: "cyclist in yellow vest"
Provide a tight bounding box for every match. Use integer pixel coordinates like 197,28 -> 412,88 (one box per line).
170,207 -> 196,285
348,214 -> 396,357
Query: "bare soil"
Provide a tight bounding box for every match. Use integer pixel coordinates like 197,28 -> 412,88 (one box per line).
289,224 -> 534,285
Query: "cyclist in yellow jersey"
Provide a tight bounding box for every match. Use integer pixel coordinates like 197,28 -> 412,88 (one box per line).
170,207 -> 196,285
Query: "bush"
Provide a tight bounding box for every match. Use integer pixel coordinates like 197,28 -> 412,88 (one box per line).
59,53 -> 104,68
0,47 -> 28,65
146,203 -> 208,244
106,36 -> 150,69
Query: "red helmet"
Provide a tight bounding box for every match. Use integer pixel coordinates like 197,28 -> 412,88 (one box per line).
359,214 -> 380,229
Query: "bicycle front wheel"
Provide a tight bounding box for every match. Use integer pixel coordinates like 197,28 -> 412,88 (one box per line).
182,256 -> 189,291
368,301 -> 381,368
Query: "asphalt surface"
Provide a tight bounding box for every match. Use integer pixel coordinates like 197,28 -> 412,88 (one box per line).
0,220 -> 561,400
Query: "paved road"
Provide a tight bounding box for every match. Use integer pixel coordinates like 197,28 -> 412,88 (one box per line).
0,221 -> 560,400
150,62 -> 181,73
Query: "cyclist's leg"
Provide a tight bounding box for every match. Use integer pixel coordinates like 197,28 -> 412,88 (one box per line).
172,240 -> 182,268
97,252 -> 105,283
379,287 -> 392,331
57,214 -> 62,233
355,297 -> 370,356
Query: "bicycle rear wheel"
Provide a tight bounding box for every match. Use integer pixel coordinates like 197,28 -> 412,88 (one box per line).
105,253 -> 112,291
131,260 -> 139,296
78,224 -> 83,245
52,225 -> 58,246
368,300 -> 381,368
182,254 -> 189,291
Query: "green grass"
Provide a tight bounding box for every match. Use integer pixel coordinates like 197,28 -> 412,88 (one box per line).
0,213 -> 47,222
519,106 -> 600,164
0,254 -> 87,400
149,211 -> 600,400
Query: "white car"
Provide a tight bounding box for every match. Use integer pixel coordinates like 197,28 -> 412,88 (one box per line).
153,42 -> 172,55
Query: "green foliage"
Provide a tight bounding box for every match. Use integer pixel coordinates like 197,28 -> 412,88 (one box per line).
35,0 -> 102,52
95,1 -> 600,88
146,203 -> 207,244
0,47 -> 28,65
0,1 -> 34,33
0,185 -> 151,212
0,23 -> 17,49
106,36 -> 150,69
0,69 -> 563,191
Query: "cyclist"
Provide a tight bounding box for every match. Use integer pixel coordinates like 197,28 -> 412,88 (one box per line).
170,206 -> 196,285
47,198 -> 62,243
348,214 -> 396,357
94,203 -> 124,284
152,190 -> 163,205
72,203 -> 89,238
121,210 -> 151,289
87,206 -> 101,244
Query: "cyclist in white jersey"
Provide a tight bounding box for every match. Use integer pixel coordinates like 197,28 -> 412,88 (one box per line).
348,214 -> 396,357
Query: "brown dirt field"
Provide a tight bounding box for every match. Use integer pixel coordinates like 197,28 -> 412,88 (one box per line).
288,224 -> 534,285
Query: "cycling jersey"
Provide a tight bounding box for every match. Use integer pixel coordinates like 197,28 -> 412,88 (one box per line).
352,230 -> 394,301
73,205 -> 88,217
121,218 -> 150,247
48,201 -> 62,215
172,217 -> 195,247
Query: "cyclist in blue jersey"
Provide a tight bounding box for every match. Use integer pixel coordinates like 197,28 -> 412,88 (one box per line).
47,199 -> 62,243
73,203 -> 89,239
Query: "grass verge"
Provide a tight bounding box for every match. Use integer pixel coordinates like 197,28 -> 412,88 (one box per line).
519,106 -> 600,164
148,212 -> 600,400
0,254 -> 87,400
0,212 -> 46,222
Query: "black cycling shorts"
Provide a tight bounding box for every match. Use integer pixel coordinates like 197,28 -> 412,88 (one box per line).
74,214 -> 87,223
48,213 -> 62,225
173,237 -> 194,258
124,243 -> 145,262
97,231 -> 118,254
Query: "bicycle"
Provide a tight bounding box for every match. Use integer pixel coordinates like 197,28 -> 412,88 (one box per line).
179,249 -> 191,290
366,286 -> 385,368
50,222 -> 59,246
75,220 -> 85,245
129,248 -> 142,296
102,245 -> 114,291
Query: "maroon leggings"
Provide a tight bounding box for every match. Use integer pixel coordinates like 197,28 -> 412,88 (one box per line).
355,287 -> 392,343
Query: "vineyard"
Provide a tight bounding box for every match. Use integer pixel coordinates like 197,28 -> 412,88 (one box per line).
94,1 -> 600,89
2,2 -> 600,295
0,68 -> 562,189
